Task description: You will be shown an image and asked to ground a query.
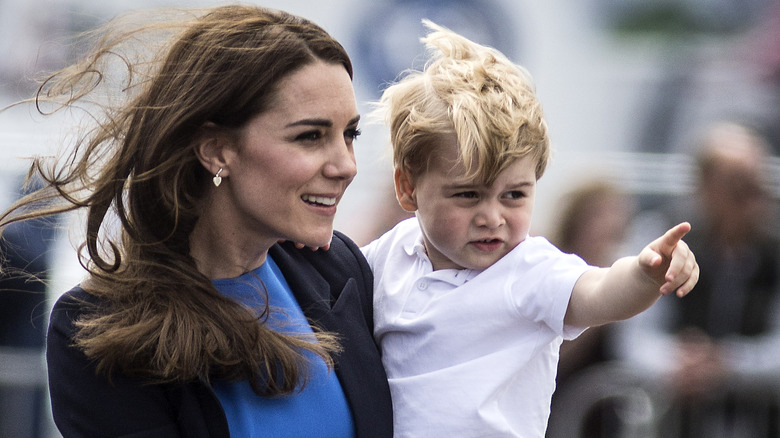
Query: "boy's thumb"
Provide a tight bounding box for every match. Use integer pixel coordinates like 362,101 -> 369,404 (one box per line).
638,247 -> 663,269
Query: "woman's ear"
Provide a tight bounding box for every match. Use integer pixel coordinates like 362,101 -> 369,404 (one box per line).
194,122 -> 233,177
394,167 -> 418,212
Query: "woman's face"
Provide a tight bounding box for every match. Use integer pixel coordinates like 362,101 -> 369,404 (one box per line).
220,60 -> 359,249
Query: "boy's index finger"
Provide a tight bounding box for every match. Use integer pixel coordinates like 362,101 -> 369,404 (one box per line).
657,222 -> 691,253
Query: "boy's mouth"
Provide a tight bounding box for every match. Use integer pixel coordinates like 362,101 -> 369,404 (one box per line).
471,238 -> 502,251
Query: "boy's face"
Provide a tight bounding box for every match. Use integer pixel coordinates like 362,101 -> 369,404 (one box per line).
395,134 -> 536,271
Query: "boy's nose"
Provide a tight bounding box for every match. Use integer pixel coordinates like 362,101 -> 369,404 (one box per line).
474,203 -> 505,229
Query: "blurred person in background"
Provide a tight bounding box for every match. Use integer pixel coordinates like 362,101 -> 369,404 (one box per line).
550,180 -> 636,271
546,180 -> 636,437
0,177 -> 56,438
618,120 -> 780,437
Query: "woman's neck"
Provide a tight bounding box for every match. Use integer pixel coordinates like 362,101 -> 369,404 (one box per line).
188,198 -> 273,280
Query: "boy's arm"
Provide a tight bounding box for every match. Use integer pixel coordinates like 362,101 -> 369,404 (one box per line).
564,222 -> 699,328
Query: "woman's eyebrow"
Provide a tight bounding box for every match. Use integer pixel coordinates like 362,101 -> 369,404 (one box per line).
285,115 -> 360,128
286,118 -> 332,128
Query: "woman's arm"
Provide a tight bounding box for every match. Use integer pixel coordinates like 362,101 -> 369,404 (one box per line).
46,289 -> 199,438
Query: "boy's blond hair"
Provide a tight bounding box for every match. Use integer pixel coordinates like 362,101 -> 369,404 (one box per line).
377,20 -> 550,185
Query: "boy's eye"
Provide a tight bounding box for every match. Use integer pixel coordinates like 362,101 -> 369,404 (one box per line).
505,190 -> 526,199
454,191 -> 478,199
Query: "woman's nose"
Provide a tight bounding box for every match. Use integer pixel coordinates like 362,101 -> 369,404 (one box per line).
324,140 -> 357,180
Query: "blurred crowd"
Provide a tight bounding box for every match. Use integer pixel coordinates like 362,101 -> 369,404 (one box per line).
547,120 -> 780,437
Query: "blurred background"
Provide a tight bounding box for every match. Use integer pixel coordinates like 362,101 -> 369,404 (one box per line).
1,0 -> 779,436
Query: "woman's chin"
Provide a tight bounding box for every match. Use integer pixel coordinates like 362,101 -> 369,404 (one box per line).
295,231 -> 333,249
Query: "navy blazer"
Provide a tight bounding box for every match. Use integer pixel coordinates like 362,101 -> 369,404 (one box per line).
46,231 -> 393,437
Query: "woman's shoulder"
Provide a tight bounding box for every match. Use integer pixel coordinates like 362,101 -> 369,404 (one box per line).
49,283 -> 106,327
271,232 -> 371,280
331,229 -> 358,249
53,281 -> 101,305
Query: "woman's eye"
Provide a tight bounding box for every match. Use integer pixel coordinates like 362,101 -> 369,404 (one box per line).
345,127 -> 362,141
295,130 -> 322,142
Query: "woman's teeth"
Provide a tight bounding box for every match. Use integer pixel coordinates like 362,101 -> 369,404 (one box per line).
302,195 -> 336,206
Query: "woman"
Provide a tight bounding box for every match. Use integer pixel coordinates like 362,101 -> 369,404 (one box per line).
0,5 -> 392,437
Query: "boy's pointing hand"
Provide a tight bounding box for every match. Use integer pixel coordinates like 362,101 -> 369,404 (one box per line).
638,222 -> 699,298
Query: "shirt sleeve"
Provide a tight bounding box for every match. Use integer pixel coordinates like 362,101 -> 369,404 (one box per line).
506,237 -> 593,340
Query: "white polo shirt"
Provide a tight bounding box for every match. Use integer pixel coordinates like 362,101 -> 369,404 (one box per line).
362,218 -> 592,437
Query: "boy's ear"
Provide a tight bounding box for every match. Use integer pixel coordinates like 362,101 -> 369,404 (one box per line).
394,167 -> 418,212
194,122 -> 233,178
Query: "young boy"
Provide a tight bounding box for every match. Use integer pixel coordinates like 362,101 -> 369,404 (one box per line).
361,21 -> 699,437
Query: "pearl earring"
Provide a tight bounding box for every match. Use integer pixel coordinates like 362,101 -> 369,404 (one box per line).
213,168 -> 223,187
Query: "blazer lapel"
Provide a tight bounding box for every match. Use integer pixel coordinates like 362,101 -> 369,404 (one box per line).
268,242 -> 334,324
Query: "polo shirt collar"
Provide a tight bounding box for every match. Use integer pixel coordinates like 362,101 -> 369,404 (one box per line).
403,229 -> 427,258
403,232 -> 478,287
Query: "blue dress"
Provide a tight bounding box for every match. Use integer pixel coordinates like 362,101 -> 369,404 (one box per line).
212,255 -> 356,438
